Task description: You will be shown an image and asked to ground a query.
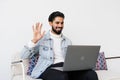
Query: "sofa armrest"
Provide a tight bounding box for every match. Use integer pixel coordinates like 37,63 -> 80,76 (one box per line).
96,56 -> 120,80
11,60 -> 23,64
106,56 -> 120,71
11,59 -> 25,80
105,56 -> 120,60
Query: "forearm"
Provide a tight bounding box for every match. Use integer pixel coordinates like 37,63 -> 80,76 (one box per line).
20,41 -> 40,59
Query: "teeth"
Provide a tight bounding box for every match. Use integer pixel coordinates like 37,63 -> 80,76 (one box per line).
56,28 -> 61,29
57,29 -> 61,30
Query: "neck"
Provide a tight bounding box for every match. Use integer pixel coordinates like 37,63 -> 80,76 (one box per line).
51,30 -> 61,36
50,30 -> 62,38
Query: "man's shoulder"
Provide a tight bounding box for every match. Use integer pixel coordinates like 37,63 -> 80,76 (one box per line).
63,35 -> 70,41
62,35 -> 72,45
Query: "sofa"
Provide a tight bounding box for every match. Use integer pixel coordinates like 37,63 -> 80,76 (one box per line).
96,56 -> 120,80
11,52 -> 120,80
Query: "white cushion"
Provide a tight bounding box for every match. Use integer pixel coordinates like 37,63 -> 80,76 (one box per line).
12,75 -> 43,80
96,70 -> 120,80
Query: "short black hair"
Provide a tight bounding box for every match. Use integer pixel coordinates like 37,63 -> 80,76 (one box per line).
48,11 -> 65,22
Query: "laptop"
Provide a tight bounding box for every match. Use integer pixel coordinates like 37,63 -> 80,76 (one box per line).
51,45 -> 100,71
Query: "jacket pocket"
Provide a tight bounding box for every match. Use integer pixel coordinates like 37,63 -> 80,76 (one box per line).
39,45 -> 50,58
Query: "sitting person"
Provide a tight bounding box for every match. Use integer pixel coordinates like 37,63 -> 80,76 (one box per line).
21,11 -> 98,80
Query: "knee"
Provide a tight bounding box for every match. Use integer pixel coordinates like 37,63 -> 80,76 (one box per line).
48,72 -> 68,80
85,70 -> 98,80
59,73 -> 68,80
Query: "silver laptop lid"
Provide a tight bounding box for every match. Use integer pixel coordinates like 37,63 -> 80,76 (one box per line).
63,45 -> 100,71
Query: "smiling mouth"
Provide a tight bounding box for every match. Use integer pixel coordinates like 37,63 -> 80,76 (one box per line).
56,27 -> 62,30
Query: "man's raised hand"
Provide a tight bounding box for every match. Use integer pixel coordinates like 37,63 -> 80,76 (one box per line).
32,22 -> 45,43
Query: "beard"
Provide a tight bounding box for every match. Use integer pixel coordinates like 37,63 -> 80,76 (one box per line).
52,26 -> 63,35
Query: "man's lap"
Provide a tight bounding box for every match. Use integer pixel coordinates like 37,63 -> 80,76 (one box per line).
37,63 -> 98,80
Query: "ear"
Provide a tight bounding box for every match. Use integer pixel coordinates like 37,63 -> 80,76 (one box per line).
49,22 -> 52,26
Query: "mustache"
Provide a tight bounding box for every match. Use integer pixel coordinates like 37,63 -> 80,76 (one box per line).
56,27 -> 63,29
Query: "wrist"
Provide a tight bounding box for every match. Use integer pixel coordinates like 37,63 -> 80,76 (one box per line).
31,39 -> 38,44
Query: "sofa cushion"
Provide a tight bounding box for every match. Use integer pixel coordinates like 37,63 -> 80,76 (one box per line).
95,52 -> 108,70
96,70 -> 120,80
12,75 -> 43,80
27,54 -> 39,75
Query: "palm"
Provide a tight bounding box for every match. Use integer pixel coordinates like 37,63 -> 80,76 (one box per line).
32,22 -> 45,43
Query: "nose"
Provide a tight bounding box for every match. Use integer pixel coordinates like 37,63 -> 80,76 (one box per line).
58,23 -> 63,27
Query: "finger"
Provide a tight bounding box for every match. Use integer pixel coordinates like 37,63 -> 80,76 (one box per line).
41,31 -> 45,37
36,22 -> 39,30
32,25 -> 35,32
39,23 -> 42,32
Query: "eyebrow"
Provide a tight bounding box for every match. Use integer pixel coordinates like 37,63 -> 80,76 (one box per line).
55,21 -> 64,24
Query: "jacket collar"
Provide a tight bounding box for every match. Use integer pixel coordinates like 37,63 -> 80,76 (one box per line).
44,30 -> 66,41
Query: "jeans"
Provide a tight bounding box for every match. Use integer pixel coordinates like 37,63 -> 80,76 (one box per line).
37,62 -> 98,80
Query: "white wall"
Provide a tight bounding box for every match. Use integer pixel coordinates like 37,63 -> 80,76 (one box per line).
0,0 -> 120,79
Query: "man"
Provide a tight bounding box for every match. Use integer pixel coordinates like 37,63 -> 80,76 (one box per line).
21,11 -> 98,80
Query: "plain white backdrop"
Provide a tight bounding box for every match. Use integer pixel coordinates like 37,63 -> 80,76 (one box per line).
0,0 -> 120,79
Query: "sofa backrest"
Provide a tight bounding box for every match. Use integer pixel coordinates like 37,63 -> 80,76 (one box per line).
11,52 -> 120,75
106,57 -> 120,73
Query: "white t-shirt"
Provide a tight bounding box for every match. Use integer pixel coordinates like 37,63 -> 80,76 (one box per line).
50,31 -> 64,64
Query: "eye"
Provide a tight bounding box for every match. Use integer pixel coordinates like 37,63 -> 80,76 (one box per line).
61,22 -> 64,24
56,22 -> 59,24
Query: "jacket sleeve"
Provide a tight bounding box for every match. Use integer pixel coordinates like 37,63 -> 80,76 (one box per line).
69,39 -> 72,45
20,40 -> 41,59
67,37 -> 72,46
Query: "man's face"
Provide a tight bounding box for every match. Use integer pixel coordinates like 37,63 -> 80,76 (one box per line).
49,17 -> 64,35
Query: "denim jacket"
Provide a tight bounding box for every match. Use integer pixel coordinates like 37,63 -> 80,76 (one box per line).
20,31 -> 72,78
